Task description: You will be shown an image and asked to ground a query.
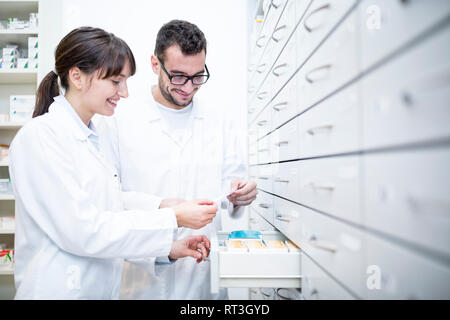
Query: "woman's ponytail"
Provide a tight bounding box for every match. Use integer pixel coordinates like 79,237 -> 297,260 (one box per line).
33,71 -> 60,118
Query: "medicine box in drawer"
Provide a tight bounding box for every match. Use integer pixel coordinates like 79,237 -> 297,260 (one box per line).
210,231 -> 302,293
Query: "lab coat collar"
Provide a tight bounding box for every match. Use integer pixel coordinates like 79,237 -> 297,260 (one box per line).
146,94 -> 206,123
145,94 -> 206,148
51,95 -> 98,141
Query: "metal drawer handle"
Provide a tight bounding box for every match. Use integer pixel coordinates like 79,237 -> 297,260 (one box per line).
257,120 -> 268,126
257,176 -> 270,180
259,203 -> 270,209
306,123 -> 334,135
303,3 -> 331,32
276,288 -> 294,300
310,288 -> 319,296
272,101 -> 288,111
275,140 -> 289,147
307,182 -> 335,191
272,24 -> 287,42
256,63 -> 267,74
256,35 -> 267,48
257,92 -> 268,100
274,178 -> 289,183
261,288 -> 274,297
275,212 -> 290,223
271,0 -> 283,9
257,148 -> 269,152
309,235 -> 337,253
305,64 -> 332,83
272,63 -> 288,77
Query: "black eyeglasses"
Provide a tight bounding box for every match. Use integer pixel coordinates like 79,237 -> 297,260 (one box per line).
157,57 -> 210,85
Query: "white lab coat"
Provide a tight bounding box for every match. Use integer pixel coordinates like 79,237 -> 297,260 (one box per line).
96,94 -> 248,300
9,95 -> 178,299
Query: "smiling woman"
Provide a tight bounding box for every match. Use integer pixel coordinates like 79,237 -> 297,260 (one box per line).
7,26 -> 218,300
33,26 -> 136,121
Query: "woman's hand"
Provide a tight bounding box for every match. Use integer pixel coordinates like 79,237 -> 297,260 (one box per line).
173,199 -> 218,229
169,235 -> 211,263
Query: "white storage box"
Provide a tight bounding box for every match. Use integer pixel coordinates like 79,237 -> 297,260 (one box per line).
10,95 -> 35,122
28,37 -> 38,49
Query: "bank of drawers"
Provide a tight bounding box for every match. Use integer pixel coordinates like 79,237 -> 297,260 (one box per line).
248,0 -> 450,299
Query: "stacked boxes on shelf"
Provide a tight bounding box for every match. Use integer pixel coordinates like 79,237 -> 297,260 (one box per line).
9,95 -> 35,122
0,37 -> 38,70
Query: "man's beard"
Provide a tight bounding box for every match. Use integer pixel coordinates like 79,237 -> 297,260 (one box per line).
159,77 -> 193,107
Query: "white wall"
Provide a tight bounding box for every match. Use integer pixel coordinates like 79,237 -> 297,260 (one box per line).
51,0 -> 249,132
40,0 -> 250,230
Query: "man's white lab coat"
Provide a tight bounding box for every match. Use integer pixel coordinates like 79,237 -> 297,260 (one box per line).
96,95 -> 248,299
9,95 -> 178,299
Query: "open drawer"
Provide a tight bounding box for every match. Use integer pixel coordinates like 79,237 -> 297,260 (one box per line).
210,231 -> 302,293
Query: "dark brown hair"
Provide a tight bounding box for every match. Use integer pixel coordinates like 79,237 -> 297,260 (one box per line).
33,26 -> 136,117
155,20 -> 207,63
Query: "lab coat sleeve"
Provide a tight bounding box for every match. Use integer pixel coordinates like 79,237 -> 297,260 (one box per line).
221,116 -> 248,219
9,122 -> 177,260
121,191 -> 163,210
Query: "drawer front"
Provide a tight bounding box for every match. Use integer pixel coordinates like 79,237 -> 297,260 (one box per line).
267,35 -> 298,95
296,0 -> 359,68
270,117 -> 300,162
257,134 -> 271,164
254,164 -> 273,193
298,155 -> 361,224
265,0 -> 302,66
252,189 -> 274,225
249,207 -> 275,232
273,196 -> 304,248
362,24 -> 450,149
297,6 -> 359,113
248,126 -> 258,146
270,78 -> 299,131
359,0 -> 450,70
254,105 -> 272,140
363,148 -> 450,257
248,144 -> 258,165
298,83 -> 360,158
210,230 -> 302,293
363,233 -> 450,299
300,207 -> 365,297
302,254 -> 355,300
272,161 -> 300,202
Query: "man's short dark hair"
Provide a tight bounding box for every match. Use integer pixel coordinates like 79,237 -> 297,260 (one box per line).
155,19 -> 207,62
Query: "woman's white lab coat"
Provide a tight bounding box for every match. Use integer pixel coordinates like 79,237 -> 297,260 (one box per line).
96,95 -> 248,300
9,95 -> 178,299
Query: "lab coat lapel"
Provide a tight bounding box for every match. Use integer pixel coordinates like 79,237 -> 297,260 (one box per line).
52,99 -> 118,176
147,98 -> 205,150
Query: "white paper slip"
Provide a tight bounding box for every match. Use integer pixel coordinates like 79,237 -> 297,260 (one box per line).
213,193 -> 232,209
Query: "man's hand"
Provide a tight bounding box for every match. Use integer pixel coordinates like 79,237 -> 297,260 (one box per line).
159,198 -> 186,208
173,199 -> 218,229
169,235 -> 211,263
227,178 -> 258,206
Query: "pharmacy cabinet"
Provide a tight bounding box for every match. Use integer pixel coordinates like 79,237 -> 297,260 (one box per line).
247,0 -> 450,299
0,0 -> 41,300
